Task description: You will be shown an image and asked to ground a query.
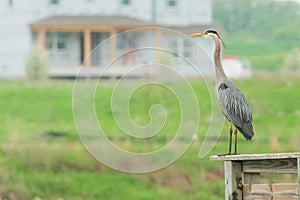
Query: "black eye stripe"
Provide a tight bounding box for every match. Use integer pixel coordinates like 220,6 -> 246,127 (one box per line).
205,29 -> 218,35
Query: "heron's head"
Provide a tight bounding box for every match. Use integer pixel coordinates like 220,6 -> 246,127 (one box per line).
190,29 -> 220,39
190,29 -> 224,46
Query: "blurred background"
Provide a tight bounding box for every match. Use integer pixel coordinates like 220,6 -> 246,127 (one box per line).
0,0 -> 300,199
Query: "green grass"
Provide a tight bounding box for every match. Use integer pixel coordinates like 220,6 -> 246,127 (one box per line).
1,77 -> 300,199
223,36 -> 300,71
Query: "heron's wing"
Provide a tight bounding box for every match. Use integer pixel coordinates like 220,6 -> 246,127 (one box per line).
218,81 -> 254,140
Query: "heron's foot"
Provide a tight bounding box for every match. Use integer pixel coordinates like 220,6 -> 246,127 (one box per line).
218,152 -> 239,157
218,153 -> 231,157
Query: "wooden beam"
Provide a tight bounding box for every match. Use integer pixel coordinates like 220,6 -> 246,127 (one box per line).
224,161 -> 243,200
211,153 -> 300,161
30,24 -> 159,33
110,29 -> 117,66
31,25 -> 113,32
83,29 -> 92,67
297,158 -> 300,199
37,29 -> 46,49
155,28 -> 161,63
242,158 -> 298,174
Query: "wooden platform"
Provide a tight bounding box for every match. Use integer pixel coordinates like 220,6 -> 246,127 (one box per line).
210,153 -> 300,200
211,152 -> 300,161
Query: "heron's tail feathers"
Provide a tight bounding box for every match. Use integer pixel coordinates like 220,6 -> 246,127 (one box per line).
236,122 -> 254,141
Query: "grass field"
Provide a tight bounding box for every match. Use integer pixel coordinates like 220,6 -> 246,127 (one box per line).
0,76 -> 300,199
223,36 -> 300,71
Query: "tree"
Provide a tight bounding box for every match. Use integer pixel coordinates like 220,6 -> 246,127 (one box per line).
212,0 -> 300,41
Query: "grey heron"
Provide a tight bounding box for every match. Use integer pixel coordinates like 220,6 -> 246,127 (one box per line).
191,30 -> 254,155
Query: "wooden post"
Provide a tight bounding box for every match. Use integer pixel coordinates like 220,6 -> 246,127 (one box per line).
155,28 -> 161,63
83,29 -> 92,67
224,161 -> 243,200
110,29 -> 117,66
298,158 -> 300,199
38,28 -> 46,49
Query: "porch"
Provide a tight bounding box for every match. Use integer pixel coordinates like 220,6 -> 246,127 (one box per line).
30,16 -> 221,78
30,15 -> 162,73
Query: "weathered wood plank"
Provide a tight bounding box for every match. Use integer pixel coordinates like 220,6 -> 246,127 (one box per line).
243,184 -> 298,200
243,196 -> 272,200
244,173 -> 260,184
297,158 -> 300,200
272,197 -> 298,200
244,195 -> 298,200
272,184 -> 298,195
224,161 -> 243,200
242,159 -> 298,174
210,152 -> 300,161
244,184 -> 272,195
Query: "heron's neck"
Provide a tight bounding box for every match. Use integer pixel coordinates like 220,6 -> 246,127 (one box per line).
214,37 -> 227,84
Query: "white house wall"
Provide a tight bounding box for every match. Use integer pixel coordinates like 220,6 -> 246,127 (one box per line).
155,0 -> 212,25
0,0 -> 47,78
0,0 -> 212,78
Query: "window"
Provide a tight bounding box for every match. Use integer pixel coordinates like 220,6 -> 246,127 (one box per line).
183,40 -> 191,58
49,0 -> 60,5
167,0 -> 177,7
46,32 -> 67,51
170,39 -> 191,58
121,0 -> 131,6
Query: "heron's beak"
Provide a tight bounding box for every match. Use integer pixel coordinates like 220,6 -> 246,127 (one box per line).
190,33 -> 204,37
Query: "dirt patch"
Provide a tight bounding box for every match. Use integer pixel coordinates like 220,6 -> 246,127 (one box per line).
149,166 -> 191,191
204,167 -> 224,182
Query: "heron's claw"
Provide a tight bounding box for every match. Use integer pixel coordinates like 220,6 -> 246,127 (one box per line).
218,153 -> 239,157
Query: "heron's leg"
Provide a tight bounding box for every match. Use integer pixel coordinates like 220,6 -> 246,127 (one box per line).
233,128 -> 238,154
218,121 -> 233,156
228,121 -> 233,154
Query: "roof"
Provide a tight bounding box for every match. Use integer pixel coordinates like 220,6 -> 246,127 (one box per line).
30,15 -> 219,35
30,15 -> 160,29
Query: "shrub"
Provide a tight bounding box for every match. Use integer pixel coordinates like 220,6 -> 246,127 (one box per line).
25,46 -> 49,80
283,48 -> 300,72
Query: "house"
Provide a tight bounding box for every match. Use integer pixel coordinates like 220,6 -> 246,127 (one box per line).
222,55 -> 252,79
0,0 -> 216,79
